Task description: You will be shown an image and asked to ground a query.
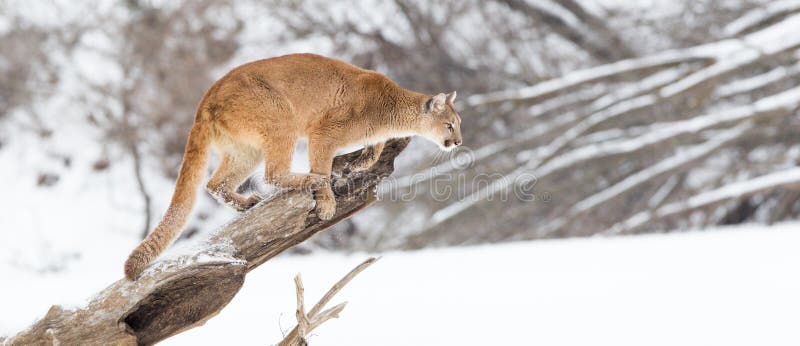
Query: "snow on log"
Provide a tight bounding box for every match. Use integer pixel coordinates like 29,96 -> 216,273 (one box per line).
608,167 -> 800,234
466,13 -> 800,107
724,0 -> 800,37
547,123 -> 755,234
538,85 -> 800,179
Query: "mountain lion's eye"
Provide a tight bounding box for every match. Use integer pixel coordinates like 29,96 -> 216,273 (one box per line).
446,123 -> 454,132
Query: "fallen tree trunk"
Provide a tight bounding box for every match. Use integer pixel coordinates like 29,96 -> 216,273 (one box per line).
4,138 -> 410,346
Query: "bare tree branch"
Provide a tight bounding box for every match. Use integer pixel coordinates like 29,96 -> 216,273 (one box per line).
608,166 -> 800,234
498,0 -> 633,62
278,257 -> 378,346
131,144 -> 153,239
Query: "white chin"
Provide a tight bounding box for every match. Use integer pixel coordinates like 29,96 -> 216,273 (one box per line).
440,144 -> 456,151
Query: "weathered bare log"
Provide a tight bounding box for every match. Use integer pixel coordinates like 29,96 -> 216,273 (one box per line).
4,138 -> 410,346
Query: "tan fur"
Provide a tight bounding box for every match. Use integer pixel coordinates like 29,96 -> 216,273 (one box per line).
124,53 -> 463,280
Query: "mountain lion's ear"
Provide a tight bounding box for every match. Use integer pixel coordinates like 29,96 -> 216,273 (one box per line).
425,93 -> 447,114
446,91 -> 457,104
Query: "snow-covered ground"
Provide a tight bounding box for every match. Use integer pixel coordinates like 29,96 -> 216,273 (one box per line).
2,222 -> 799,345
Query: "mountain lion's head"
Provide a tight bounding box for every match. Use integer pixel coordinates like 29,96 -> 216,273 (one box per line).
419,91 -> 462,151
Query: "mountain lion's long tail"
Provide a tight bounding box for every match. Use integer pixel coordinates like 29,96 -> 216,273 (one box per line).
124,118 -> 211,280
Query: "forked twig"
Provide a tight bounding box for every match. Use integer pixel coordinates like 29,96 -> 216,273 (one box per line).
277,257 -> 378,346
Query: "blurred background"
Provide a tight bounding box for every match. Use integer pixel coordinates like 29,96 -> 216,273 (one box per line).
2,0 -> 800,344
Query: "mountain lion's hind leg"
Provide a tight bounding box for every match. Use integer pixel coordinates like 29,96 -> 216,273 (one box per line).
206,150 -> 262,211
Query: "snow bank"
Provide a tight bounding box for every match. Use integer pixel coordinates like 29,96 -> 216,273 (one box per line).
165,222 -> 800,346
5,223 -> 796,345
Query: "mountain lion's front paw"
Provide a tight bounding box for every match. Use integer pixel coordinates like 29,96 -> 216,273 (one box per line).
315,196 -> 336,220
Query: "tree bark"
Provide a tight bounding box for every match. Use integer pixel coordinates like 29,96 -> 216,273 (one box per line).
4,138 -> 410,346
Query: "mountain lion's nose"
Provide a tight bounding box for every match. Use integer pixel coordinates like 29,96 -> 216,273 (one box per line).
454,140 -> 462,146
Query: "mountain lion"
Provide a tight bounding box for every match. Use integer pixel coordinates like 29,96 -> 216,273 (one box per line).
124,53 -> 463,280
